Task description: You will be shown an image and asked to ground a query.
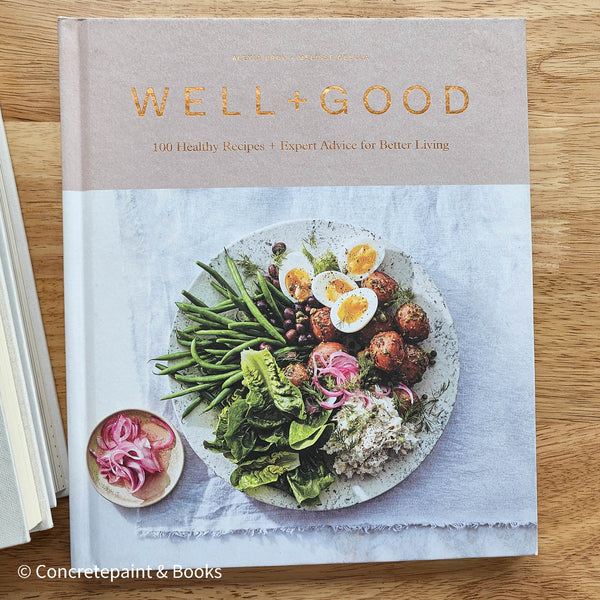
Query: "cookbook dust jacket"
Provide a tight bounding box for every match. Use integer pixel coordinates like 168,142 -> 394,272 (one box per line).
58,18 -> 537,569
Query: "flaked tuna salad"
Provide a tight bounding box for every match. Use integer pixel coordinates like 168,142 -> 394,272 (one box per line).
323,393 -> 419,478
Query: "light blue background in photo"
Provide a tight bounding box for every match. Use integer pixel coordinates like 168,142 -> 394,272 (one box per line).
65,185 -> 536,567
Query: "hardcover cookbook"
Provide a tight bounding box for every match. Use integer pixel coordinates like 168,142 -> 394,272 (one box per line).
58,18 -> 537,568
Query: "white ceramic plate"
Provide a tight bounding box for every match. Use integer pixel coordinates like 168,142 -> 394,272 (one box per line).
171,220 -> 459,510
87,409 -> 184,508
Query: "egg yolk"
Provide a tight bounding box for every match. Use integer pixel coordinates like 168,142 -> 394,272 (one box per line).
285,268 -> 312,302
346,244 -> 377,275
337,295 -> 369,324
325,279 -> 355,303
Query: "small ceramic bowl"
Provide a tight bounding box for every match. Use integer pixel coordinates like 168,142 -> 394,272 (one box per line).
87,409 -> 184,508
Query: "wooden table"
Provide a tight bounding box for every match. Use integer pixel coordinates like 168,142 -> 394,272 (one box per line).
1,2 -> 599,598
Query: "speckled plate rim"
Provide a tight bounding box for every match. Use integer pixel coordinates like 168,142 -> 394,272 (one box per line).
170,219 -> 460,511
87,408 -> 185,508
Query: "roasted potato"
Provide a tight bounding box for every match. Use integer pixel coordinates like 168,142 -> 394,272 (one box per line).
395,302 -> 430,342
398,343 -> 430,385
309,341 -> 348,370
368,331 -> 406,372
361,271 -> 399,303
309,307 -> 340,342
283,363 -> 310,387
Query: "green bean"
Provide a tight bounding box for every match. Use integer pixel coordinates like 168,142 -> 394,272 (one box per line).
173,374 -> 213,384
209,280 -> 232,299
257,274 -> 283,324
182,394 -> 207,419
208,299 -> 238,313
196,260 -> 238,297
217,337 -> 277,364
215,338 -> 246,347
200,387 -> 234,414
272,345 -> 312,357
175,303 -> 237,326
221,371 -> 244,388
181,289 -> 207,307
227,321 -> 282,336
190,338 -> 240,372
174,370 -> 239,383
152,350 -> 191,361
176,330 -> 195,342
182,315 -> 220,331
190,337 -> 202,364
193,329 -> 250,340
154,358 -> 196,375
225,253 -> 286,345
204,348 -> 229,356
266,279 -> 294,307
209,281 -> 249,311
160,382 -> 213,400
194,338 -> 214,352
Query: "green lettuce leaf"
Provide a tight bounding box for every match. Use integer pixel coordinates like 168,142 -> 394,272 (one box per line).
230,451 -> 300,491
289,411 -> 332,451
286,451 -> 335,506
203,405 -> 230,453
223,395 -> 257,462
241,349 -> 306,420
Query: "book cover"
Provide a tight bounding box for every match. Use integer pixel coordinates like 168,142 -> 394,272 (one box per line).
58,18 -> 537,569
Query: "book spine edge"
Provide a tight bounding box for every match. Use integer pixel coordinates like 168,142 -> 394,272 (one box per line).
59,17 -> 92,565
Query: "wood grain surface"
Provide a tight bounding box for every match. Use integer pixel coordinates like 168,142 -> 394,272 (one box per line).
1,1 -> 599,598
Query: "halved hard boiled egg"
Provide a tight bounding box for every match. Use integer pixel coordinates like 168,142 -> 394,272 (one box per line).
338,238 -> 385,280
311,271 -> 358,308
278,252 -> 314,303
330,287 -> 379,333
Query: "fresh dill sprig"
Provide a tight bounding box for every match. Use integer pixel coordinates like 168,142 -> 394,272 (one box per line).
301,381 -> 324,402
302,244 -> 317,266
387,285 -> 415,309
271,249 -> 289,268
356,350 -> 382,388
236,254 -> 262,278
301,232 -> 319,266
303,231 -> 318,248
401,379 -> 450,433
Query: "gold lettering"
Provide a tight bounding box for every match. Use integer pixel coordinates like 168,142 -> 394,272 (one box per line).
403,86 -> 431,115
131,87 -> 169,116
256,87 -> 275,116
222,87 -> 241,116
363,86 -> 391,115
321,86 -> 348,115
185,87 -> 205,116
446,86 -> 469,114
288,91 -> 307,110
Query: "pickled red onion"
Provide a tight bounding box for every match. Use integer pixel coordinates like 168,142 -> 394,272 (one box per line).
91,413 -> 175,493
394,382 -> 415,405
150,416 -> 176,450
311,351 -> 371,409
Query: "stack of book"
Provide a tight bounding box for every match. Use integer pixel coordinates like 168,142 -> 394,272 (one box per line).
0,106 -> 68,550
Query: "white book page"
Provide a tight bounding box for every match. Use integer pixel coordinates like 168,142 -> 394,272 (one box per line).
0,108 -> 67,498
0,310 -> 41,531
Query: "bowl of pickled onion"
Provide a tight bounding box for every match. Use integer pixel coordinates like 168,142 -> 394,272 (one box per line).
87,409 -> 184,507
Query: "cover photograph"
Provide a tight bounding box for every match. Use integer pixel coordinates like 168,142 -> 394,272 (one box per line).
58,18 -> 537,568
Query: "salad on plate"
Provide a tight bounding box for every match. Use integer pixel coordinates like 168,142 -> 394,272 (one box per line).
153,221 -> 458,509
